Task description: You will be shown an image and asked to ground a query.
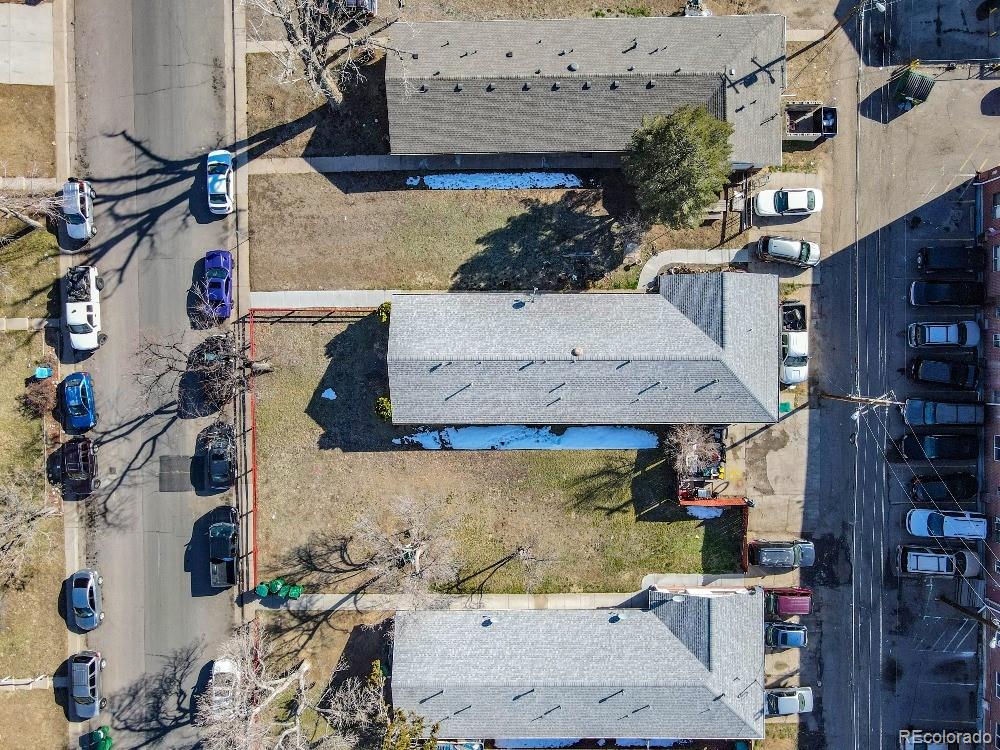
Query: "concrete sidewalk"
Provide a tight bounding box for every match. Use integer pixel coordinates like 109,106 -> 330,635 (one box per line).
282,591 -> 648,612
0,317 -> 55,332
247,153 -> 621,174
0,177 -> 61,192
0,3 -> 54,85
636,247 -> 749,288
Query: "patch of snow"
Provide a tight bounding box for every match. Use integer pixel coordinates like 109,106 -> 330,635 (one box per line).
684,505 -> 725,520
394,425 -> 658,450
321,389 -> 337,400
407,172 -> 583,190
614,741 -> 685,748
496,740 -> 580,749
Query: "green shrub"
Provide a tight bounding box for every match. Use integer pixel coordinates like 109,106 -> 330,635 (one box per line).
376,301 -> 391,324
374,396 -> 393,422
619,5 -> 650,16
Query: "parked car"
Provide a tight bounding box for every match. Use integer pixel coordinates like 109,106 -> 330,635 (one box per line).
208,506 -> 238,589
906,321 -> 979,348
765,587 -> 813,616
62,178 -> 97,243
909,281 -> 984,306
210,658 -> 239,717
60,372 -> 99,431
764,687 -> 814,716
69,650 -> 106,720
205,423 -> 235,491
206,150 -> 234,215
896,545 -> 981,578
68,569 -> 104,631
916,245 -> 984,274
62,437 -> 99,497
65,265 -> 106,351
902,399 -> 984,427
905,510 -> 988,540
202,249 -> 234,320
899,433 -> 979,461
755,236 -> 820,268
780,302 -> 809,386
754,188 -> 823,217
906,358 -> 979,389
909,472 -> 978,503
765,622 -> 808,649
748,540 -> 815,569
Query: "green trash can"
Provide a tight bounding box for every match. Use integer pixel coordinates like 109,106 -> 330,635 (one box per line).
287,584 -> 303,600
278,584 -> 291,598
255,582 -> 269,598
268,578 -> 285,594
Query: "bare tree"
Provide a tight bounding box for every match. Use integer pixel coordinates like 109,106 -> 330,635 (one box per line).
136,332 -> 273,408
665,424 -> 721,478
351,497 -> 460,607
0,188 -> 63,241
197,621 -> 312,750
0,474 -> 57,591
244,0 -> 407,109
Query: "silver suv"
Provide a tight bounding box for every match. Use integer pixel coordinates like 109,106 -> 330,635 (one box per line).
756,236 -> 820,267
68,569 -> 104,631
70,650 -> 106,720
62,178 -> 97,243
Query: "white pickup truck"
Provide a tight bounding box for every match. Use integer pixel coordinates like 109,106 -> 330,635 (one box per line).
65,266 -> 106,352
780,301 -> 809,386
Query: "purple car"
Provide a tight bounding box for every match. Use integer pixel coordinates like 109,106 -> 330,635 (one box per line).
203,249 -> 233,319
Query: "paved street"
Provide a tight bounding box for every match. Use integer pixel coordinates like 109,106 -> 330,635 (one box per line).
71,1 -> 235,746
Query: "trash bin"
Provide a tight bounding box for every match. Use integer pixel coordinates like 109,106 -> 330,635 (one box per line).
278,584 -> 291,598
255,583 -> 269,598
34,366 -> 53,380
268,578 -> 285,594
287,584 -> 303,600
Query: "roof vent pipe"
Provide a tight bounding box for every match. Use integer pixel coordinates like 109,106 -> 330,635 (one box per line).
486,83 -> 495,91
506,51 -> 513,57
572,347 -> 584,357
568,62 -> 578,71
611,80 -> 620,89
552,82 -> 560,90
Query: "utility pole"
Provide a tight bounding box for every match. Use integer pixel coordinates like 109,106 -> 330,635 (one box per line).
938,594 -> 1000,635
788,0 -> 886,60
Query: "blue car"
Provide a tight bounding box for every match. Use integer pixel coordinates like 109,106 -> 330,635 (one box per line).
765,622 -> 808,649
61,372 -> 98,431
203,249 -> 233,319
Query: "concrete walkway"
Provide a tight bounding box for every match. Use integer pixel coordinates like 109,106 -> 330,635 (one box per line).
247,153 -> 621,175
250,289 -> 392,309
0,3 -> 54,85
282,590 -> 648,612
636,247 -> 750,288
786,28 -> 826,43
0,177 -> 61,192
0,318 -> 54,333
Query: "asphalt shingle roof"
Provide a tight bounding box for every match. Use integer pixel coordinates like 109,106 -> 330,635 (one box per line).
385,16 -> 786,166
391,589 -> 765,740
386,273 -> 779,425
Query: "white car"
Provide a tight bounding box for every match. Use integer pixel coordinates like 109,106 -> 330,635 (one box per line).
756,236 -> 820,267
206,150 -> 234,215
764,687 -> 813,716
905,510 -> 988,540
65,266 -> 106,351
906,320 -> 980,348
896,545 -> 981,578
780,330 -> 809,386
754,188 -> 823,217
62,178 -> 97,243
209,658 -> 239,717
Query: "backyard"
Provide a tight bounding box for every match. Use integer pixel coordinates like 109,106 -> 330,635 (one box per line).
252,316 -> 743,594
0,330 -> 67,748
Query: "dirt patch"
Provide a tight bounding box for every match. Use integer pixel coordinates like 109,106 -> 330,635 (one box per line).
246,53 -> 388,158
0,691 -> 66,749
252,317 -> 742,593
0,85 -> 55,177
0,222 -> 60,317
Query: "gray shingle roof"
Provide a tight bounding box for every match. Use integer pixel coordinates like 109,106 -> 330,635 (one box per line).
386,273 -> 779,425
391,588 -> 765,740
385,16 -> 786,166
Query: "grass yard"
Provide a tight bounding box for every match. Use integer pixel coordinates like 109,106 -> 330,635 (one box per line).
0,222 -> 61,318
0,84 -> 55,177
249,172 -> 737,292
0,331 -> 66,748
252,318 -> 742,594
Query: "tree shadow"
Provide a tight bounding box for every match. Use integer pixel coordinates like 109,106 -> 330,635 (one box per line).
451,190 -> 622,291
982,87 -> 1000,115
107,640 -> 202,748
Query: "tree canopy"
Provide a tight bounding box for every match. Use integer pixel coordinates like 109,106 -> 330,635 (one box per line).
622,106 -> 734,228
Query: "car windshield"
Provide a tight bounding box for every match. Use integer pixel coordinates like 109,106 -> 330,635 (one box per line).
68,323 -> 93,334
74,695 -> 95,705
207,163 -> 228,175
806,191 -> 816,210
209,193 -> 227,204
67,400 -> 87,416
926,514 -> 945,536
66,213 -> 85,225
766,694 -> 779,713
786,355 -> 808,367
774,192 -> 788,212
206,268 -> 228,279
74,606 -> 94,618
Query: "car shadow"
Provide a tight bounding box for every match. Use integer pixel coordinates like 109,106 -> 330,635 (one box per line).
185,509 -> 225,597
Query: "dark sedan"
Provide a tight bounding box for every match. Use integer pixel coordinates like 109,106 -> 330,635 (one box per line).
899,434 -> 979,461
63,438 -> 99,497
907,358 -> 979,389
909,472 -> 978,503
203,249 -> 233,319
909,281 -> 984,306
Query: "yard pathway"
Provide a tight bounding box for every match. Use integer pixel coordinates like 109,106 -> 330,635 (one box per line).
636,247 -> 750,288
0,318 -> 54,333
247,153 -> 621,174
